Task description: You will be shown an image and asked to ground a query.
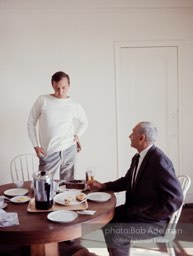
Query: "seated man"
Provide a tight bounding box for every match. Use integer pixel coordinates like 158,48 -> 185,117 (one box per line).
91,121 -> 183,256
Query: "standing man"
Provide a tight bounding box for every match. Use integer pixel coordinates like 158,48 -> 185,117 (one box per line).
91,121 -> 183,256
27,71 -> 88,180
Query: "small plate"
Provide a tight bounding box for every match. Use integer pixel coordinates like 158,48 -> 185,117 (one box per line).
47,210 -> 78,223
4,188 -> 28,197
0,203 -> 8,209
54,191 -> 86,206
10,195 -> 31,204
87,192 -> 111,202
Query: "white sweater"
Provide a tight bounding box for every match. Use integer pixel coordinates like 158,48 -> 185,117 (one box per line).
27,95 -> 88,154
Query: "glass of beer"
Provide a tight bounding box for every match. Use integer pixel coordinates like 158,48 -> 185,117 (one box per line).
86,168 -> 95,188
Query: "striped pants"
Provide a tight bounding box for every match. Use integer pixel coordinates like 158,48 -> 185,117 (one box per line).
39,144 -> 77,180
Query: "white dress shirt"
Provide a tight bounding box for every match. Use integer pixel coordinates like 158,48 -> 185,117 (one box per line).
132,145 -> 153,185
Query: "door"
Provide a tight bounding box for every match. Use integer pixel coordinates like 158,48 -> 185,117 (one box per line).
115,45 -> 179,203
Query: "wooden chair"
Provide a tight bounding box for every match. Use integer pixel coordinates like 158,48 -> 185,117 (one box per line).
10,154 -> 39,182
130,175 -> 191,256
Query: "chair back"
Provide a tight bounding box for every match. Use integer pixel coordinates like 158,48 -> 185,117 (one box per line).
129,175 -> 191,256
10,154 -> 39,182
164,175 -> 191,240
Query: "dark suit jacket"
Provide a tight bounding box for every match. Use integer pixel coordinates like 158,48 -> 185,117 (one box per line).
105,145 -> 183,223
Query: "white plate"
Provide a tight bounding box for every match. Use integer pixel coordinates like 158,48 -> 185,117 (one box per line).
47,210 -> 78,223
10,195 -> 31,204
0,203 -> 8,209
87,192 -> 111,202
54,191 -> 86,206
4,188 -> 29,197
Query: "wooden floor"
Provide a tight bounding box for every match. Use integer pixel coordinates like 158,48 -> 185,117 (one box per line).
172,204 -> 193,256
179,204 -> 193,223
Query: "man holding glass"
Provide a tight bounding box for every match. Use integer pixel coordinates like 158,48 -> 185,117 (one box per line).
91,121 -> 183,256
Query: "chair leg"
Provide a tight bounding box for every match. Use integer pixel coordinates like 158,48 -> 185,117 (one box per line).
166,241 -> 175,256
128,242 -> 132,255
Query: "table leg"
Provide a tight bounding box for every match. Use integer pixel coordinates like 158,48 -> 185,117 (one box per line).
30,242 -> 59,256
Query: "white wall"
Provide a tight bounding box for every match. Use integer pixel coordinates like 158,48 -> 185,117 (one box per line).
0,0 -> 193,200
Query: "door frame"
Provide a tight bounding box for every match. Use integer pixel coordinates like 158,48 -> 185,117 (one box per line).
114,40 -> 183,179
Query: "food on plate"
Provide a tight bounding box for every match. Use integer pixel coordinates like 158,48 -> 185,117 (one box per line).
64,195 -> 74,205
76,193 -> 86,202
15,196 -> 29,202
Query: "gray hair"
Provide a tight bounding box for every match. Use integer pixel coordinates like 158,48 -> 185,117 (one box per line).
138,122 -> 158,143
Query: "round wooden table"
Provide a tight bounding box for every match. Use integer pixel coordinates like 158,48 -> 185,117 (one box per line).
0,182 -> 116,256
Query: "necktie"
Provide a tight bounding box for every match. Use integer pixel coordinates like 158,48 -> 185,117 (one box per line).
131,154 -> 140,189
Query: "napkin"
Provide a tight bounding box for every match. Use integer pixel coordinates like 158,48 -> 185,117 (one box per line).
77,210 -> 96,215
0,209 -> 19,227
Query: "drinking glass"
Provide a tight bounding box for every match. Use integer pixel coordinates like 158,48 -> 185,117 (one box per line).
86,168 -> 95,187
14,180 -> 24,188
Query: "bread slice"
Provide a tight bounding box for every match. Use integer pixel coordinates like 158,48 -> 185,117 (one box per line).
76,193 -> 86,202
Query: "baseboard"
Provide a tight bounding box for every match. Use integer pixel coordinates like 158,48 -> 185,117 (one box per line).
184,203 -> 193,208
